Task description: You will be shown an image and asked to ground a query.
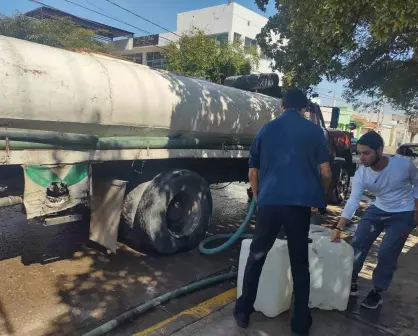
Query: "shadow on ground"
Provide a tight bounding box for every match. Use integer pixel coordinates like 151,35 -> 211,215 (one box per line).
0,183 -> 252,336
341,233 -> 418,336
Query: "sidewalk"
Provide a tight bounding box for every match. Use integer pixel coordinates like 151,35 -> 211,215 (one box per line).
171,303 -> 390,336
171,233 -> 418,336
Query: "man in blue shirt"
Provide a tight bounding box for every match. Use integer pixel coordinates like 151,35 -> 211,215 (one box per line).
234,89 -> 332,336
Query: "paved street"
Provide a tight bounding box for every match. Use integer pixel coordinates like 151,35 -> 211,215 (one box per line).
0,180 -> 417,336
170,303 -> 392,336
0,183 -> 251,336
148,228 -> 418,336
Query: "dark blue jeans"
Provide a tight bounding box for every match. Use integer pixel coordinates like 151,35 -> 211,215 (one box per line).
235,205 -> 312,335
351,205 -> 415,291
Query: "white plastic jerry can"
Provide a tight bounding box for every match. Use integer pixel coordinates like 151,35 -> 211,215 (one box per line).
237,239 -> 293,318
308,235 -> 354,311
309,224 -> 332,237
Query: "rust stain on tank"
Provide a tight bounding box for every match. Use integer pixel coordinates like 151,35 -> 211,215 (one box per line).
13,64 -> 46,76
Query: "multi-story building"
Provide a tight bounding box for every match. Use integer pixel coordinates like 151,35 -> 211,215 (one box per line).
113,2 -> 279,78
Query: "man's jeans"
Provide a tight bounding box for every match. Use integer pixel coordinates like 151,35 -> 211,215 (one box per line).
351,205 -> 415,291
235,205 -> 312,335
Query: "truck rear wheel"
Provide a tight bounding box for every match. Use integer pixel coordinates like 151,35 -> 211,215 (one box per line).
123,170 -> 212,254
330,167 -> 350,204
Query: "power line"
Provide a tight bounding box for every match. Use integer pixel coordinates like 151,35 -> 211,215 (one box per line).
314,88 -> 334,96
105,0 -> 180,37
83,0 -> 117,19
314,91 -> 333,99
318,94 -> 334,99
63,0 -> 174,43
28,0 -> 173,47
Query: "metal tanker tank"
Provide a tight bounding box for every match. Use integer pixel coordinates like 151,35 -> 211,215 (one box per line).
0,35 -> 281,142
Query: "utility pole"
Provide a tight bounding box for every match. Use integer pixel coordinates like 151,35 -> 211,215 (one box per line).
377,96 -> 385,132
328,91 -> 336,107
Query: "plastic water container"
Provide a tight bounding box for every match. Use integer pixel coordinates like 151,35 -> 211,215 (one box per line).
237,239 -> 293,317
309,224 -> 332,237
308,235 -> 354,311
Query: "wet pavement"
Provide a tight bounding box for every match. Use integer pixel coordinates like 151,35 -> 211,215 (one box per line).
0,182 -> 253,336
0,178 -> 417,336
170,303 -> 392,336
165,232 -> 418,336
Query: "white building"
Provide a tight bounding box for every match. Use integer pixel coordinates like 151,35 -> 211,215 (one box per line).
112,2 -> 279,77
360,112 -> 410,146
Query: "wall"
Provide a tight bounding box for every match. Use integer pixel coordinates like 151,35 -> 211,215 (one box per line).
113,38 -> 133,51
176,4 -> 234,37
319,106 -> 352,129
257,59 -> 274,73
175,3 -> 277,75
158,32 -> 180,47
230,2 -> 268,41
112,3 -> 281,78
229,3 -> 273,74
321,107 -> 332,126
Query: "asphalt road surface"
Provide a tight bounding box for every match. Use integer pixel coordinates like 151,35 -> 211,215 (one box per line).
0,182 -> 252,336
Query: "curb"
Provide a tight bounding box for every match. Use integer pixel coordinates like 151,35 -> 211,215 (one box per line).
133,288 -> 237,336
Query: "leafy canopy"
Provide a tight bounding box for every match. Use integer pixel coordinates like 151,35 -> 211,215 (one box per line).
163,28 -> 259,83
255,0 -> 418,112
0,12 -> 111,53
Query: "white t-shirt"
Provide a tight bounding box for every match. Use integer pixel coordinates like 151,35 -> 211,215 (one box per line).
341,156 -> 418,219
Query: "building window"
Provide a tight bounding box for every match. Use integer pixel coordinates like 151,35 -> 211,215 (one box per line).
127,53 -> 143,64
215,33 -> 228,45
244,37 -> 257,50
233,32 -> 241,41
209,33 -> 229,45
146,52 -> 166,68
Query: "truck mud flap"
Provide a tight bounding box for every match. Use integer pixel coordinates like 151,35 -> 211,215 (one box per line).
89,179 -> 127,254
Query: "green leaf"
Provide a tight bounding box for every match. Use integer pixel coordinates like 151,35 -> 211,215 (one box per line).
0,12 -> 111,53
163,28 -> 259,83
256,0 -> 418,110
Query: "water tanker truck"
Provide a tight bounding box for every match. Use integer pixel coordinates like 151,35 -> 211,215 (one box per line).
0,35 -> 355,255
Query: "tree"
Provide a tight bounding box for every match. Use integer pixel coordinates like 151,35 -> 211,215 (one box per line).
163,28 -> 259,83
0,12 -> 111,53
255,0 -> 418,111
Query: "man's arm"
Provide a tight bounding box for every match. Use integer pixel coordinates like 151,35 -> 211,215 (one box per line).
331,170 -> 365,242
248,127 -> 263,201
249,168 -> 259,201
408,160 -> 418,225
319,162 -> 332,195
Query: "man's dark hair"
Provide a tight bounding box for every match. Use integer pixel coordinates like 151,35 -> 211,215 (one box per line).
282,89 -> 309,110
357,131 -> 384,150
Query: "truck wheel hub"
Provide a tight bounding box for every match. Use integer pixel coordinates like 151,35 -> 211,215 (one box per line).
166,191 -> 201,238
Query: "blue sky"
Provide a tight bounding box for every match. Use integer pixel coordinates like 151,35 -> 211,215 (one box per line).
0,0 -> 376,110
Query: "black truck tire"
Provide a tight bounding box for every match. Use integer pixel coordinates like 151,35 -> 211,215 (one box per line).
124,170 -> 212,254
121,181 -> 152,230
329,165 -> 350,205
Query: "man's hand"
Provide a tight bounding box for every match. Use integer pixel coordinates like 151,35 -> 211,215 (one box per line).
330,229 -> 341,243
319,162 -> 332,196
330,217 -> 349,243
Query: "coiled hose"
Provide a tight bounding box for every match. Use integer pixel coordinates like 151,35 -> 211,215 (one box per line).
198,199 -> 256,255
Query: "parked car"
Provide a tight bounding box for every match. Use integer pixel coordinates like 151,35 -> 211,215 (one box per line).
395,143 -> 418,166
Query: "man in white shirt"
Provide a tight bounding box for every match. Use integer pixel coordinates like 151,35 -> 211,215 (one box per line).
331,131 -> 418,309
